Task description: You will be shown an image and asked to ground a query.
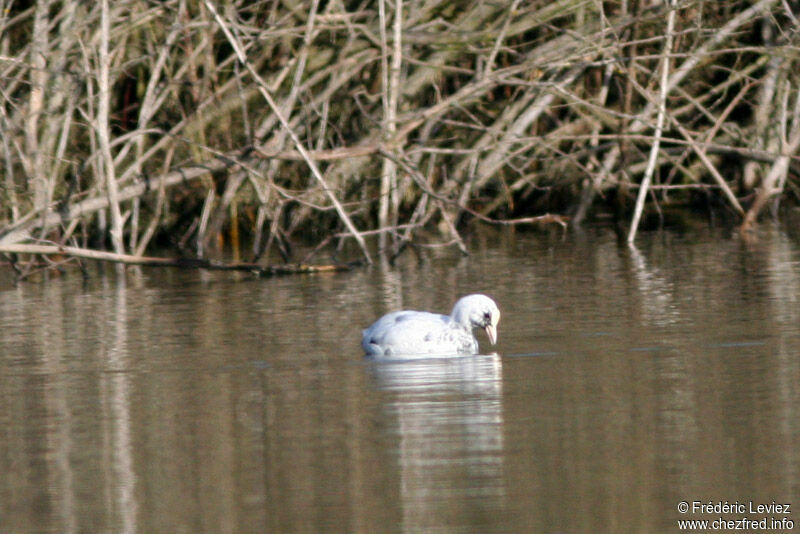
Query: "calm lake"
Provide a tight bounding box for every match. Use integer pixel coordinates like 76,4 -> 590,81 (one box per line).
1,224 -> 798,532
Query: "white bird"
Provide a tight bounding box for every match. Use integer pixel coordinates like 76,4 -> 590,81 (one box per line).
362,294 -> 500,358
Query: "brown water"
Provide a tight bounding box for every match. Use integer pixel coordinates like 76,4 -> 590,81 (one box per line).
1,225 -> 799,533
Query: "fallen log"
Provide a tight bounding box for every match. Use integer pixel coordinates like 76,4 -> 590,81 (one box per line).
0,244 -> 355,277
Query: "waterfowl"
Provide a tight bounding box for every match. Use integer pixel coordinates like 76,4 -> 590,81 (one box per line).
362,294 -> 500,358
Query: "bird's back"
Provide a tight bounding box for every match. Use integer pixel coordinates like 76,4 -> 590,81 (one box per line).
362,310 -> 477,357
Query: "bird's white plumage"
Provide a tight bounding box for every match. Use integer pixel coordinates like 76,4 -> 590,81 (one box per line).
362,294 -> 500,358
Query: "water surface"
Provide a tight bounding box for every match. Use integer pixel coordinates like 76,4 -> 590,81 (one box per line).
1,225 -> 798,532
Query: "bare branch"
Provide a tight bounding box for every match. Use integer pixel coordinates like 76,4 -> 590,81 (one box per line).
203,0 -> 372,264
628,0 -> 677,244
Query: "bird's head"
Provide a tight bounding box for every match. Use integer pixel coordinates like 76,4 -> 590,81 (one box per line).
451,294 -> 500,345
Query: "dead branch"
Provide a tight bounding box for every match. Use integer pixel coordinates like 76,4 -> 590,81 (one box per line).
0,243 -> 354,276
203,0 -> 372,264
0,0 -> 797,273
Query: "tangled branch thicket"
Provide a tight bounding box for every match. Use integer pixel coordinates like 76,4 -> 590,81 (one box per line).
0,0 -> 799,266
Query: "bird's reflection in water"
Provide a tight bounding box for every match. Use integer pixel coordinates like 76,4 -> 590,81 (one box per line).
369,354 -> 506,532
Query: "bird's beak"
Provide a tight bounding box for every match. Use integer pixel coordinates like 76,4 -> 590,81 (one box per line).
484,323 -> 497,345
484,309 -> 499,345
